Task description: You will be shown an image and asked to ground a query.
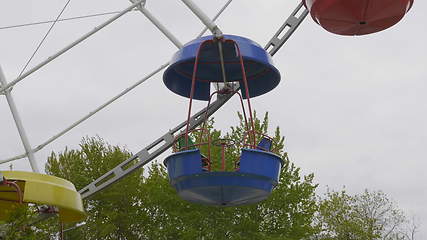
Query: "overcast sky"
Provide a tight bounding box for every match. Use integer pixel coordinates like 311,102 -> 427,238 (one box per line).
1,0 -> 426,237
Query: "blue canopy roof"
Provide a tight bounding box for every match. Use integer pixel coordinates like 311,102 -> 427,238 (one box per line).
163,35 -> 281,101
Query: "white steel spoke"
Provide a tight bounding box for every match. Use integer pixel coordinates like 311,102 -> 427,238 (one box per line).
180,0 -> 223,37
0,65 -> 39,172
0,0 -> 144,95
131,0 -> 183,48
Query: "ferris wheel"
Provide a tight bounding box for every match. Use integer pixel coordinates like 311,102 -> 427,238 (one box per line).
0,0 -> 414,227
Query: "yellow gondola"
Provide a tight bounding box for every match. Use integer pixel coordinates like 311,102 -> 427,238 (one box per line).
0,171 -> 85,223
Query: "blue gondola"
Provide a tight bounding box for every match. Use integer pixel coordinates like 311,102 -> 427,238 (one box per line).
163,35 -> 283,206
164,141 -> 283,206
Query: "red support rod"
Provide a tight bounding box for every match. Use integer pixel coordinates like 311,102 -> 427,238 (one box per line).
185,40 -> 213,148
200,90 -> 221,141
229,40 -> 257,147
235,91 -> 250,134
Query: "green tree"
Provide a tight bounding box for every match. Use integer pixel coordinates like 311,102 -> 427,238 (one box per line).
128,112 -> 319,239
45,137 -> 149,239
3,112 -> 319,239
315,189 -> 418,240
0,205 -> 58,240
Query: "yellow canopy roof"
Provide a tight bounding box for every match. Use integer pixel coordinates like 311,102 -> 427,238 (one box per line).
0,171 -> 85,223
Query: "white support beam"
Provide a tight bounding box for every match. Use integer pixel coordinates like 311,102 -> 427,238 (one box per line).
0,63 -> 169,165
0,0 -> 144,95
0,153 -> 26,164
31,62 -> 170,154
0,65 -> 39,173
130,0 -> 183,49
180,0 -> 222,37
196,0 -> 232,38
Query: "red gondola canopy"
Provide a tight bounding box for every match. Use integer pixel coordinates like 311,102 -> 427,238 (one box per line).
303,0 -> 414,35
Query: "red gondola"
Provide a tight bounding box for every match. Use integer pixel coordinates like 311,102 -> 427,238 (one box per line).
303,0 -> 414,35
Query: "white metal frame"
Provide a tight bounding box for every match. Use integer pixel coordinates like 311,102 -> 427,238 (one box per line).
0,0 -> 145,95
0,0 -> 231,165
181,0 -> 223,37
0,66 -> 39,172
131,0 -> 183,48
1,0 -> 306,200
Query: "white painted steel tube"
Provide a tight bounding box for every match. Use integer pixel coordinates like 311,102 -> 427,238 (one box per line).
0,65 -> 39,172
0,63 -> 168,165
197,0 -> 232,38
0,153 -> 27,163
0,0 -> 144,94
131,1 -> 183,49
31,62 -> 170,154
180,0 -> 222,37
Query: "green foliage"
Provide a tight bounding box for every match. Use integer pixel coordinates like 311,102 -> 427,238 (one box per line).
3,112 -> 319,239
0,205 -> 58,240
45,136 -> 147,239
315,189 -> 413,240
136,111 -> 319,239
194,111 -> 285,172
138,161 -> 317,239
4,112 -> 417,240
